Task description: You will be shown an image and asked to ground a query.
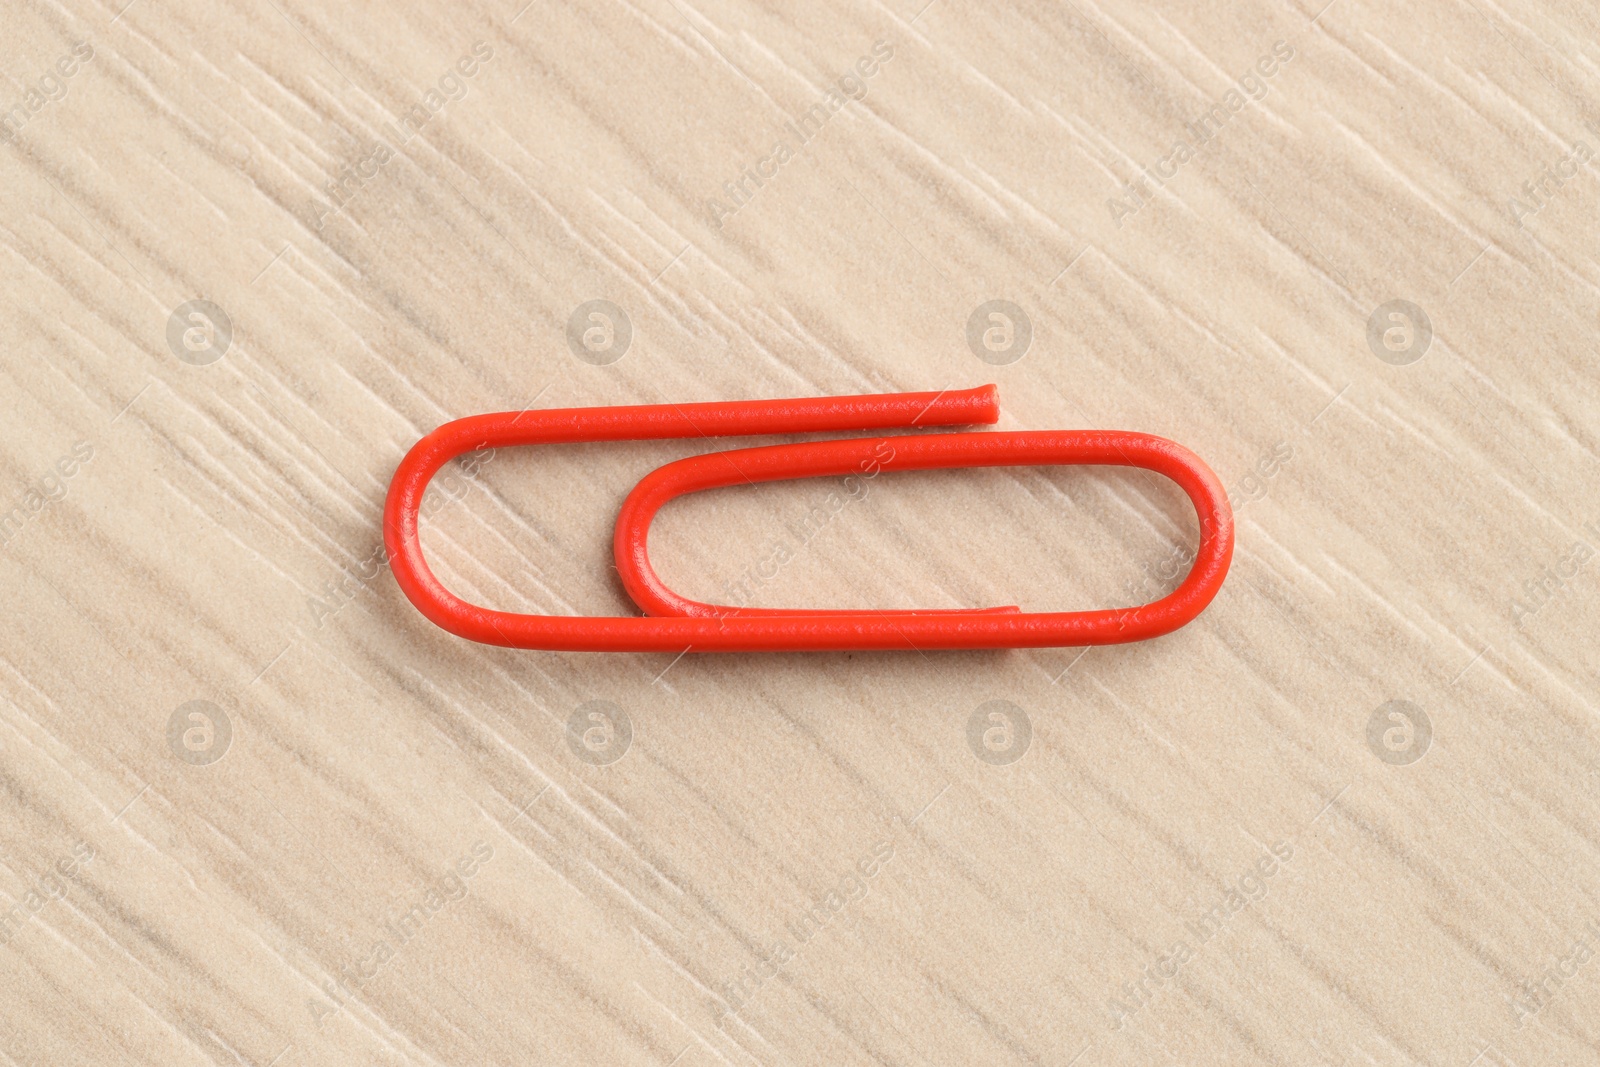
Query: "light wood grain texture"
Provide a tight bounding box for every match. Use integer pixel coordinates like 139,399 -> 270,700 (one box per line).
2,0 -> 1599,1064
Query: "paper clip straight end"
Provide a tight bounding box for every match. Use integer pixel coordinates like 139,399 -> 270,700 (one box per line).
921,384 -> 1000,427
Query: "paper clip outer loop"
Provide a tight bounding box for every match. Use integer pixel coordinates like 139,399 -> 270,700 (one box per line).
383,387 -> 1234,652
613,431 -> 1233,647
383,388 -> 1006,653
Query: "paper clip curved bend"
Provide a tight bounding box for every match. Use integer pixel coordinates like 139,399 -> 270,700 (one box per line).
383,386 -> 1233,653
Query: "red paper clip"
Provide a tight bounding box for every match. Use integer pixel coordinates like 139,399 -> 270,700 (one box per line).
383,386 -> 1232,653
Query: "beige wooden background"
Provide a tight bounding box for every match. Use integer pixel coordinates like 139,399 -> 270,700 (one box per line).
3,0 -> 1599,1063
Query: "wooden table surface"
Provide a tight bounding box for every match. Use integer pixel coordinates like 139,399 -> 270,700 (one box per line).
3,0 -> 1598,1063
